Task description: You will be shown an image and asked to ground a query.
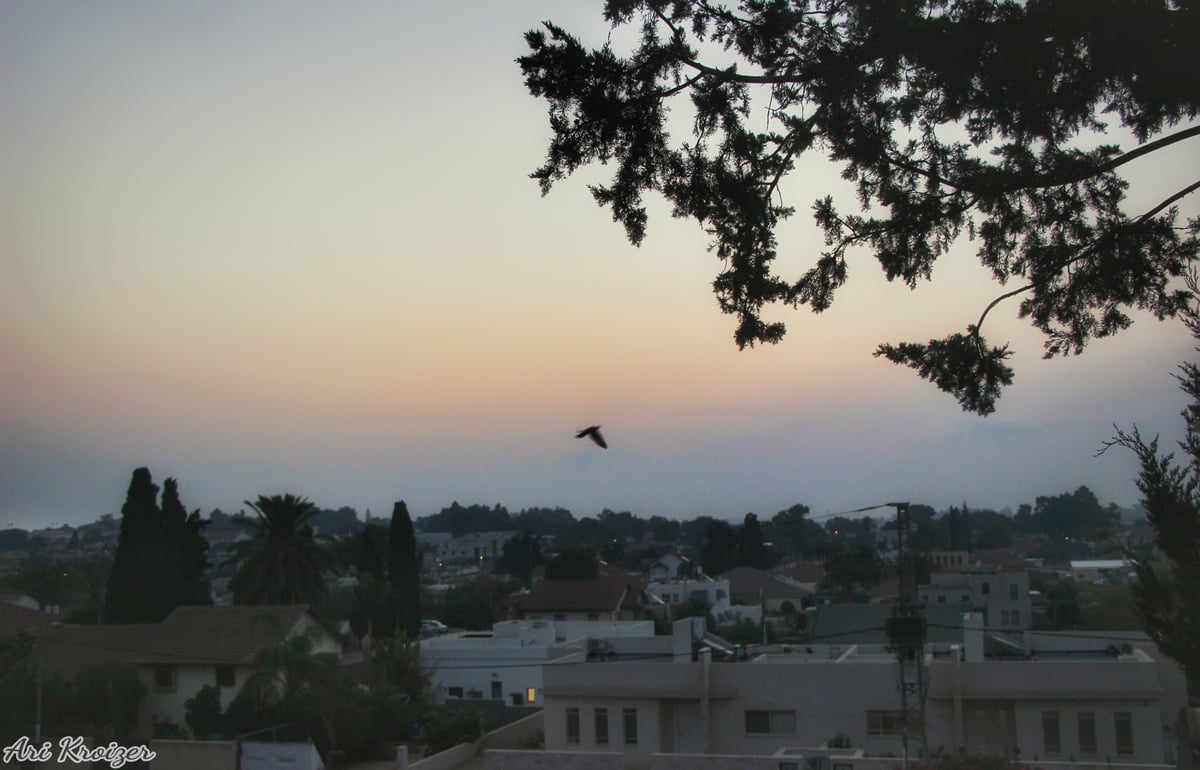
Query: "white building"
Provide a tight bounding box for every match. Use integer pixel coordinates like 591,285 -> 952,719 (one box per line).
499,615 -> 1184,770
917,557 -> 1032,631
1069,559 -> 1134,584
420,619 -> 655,706
416,530 -> 519,569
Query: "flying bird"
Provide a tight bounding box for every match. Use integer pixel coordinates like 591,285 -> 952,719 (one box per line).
576,425 -> 607,449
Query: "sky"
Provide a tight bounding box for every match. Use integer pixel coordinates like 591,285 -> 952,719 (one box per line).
2,1 -> 1197,531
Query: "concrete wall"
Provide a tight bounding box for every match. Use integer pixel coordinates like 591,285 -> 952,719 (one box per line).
486,749 -> 623,770
148,739 -> 238,770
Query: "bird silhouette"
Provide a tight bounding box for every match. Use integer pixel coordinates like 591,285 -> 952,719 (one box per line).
576,425 -> 607,449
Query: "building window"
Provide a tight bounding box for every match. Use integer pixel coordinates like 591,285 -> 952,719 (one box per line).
1078,711 -> 1096,755
595,707 -> 609,745
1042,711 -> 1061,755
746,710 -> 797,735
1010,610 -> 1019,625
153,665 -> 176,693
981,582 -> 990,595
1009,583 -> 1019,600
623,708 -> 638,745
1115,712 -> 1134,756
587,612 -> 600,621
936,595 -> 945,603
448,686 -> 463,698
526,687 -> 536,704
566,708 -> 580,745
866,710 -> 910,737
215,665 -> 235,688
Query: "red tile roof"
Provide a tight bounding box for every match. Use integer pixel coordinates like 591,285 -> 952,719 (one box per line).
518,576 -> 643,613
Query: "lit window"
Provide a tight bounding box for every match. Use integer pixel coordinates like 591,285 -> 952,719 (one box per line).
566,708 -> 580,745
745,710 -> 796,735
526,687 -> 536,704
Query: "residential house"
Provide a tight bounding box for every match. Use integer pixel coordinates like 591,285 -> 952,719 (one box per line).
775,562 -> 826,595
644,578 -> 743,626
646,553 -> 693,582
40,604 -> 342,739
718,566 -> 811,612
917,551 -> 1033,631
419,618 -> 654,706
417,530 -> 519,570
517,576 -> 648,623
1070,559 -> 1134,584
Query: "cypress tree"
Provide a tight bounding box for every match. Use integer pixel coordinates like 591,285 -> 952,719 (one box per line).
351,524 -> 387,639
388,501 -> 421,639
106,469 -> 211,624
161,478 -> 212,607
105,467 -> 162,623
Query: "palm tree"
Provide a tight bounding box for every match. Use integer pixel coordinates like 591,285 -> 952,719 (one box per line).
228,494 -> 331,605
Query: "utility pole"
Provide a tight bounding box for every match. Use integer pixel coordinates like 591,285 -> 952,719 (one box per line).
885,502 -> 928,769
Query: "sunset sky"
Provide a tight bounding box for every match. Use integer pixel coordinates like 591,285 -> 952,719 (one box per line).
3,1 -> 1197,531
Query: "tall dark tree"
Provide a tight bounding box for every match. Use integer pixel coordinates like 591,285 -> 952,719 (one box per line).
700,520 -> 739,577
1032,486 -> 1118,540
736,513 -> 768,569
388,501 -> 421,639
351,524 -> 388,640
106,470 -> 211,623
160,477 -> 212,608
1105,271 -> 1200,701
228,494 -> 330,606
544,547 -> 599,580
767,504 -> 823,560
105,468 -> 162,623
497,531 -> 545,586
520,0 -> 1199,415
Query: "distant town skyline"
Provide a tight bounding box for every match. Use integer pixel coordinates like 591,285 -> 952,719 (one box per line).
2,1 -> 1195,532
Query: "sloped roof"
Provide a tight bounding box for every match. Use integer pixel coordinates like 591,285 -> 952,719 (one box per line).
0,602 -> 56,637
40,624 -> 156,677
719,566 -> 810,600
39,605 -> 324,674
519,576 -> 642,613
138,604 -> 317,664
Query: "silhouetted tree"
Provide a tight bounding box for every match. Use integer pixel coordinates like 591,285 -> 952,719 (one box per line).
521,0 -> 1198,414
497,531 -> 544,586
228,494 -> 330,605
105,468 -> 162,623
351,524 -> 388,640
160,477 -> 212,608
1033,486 -> 1118,540
737,513 -> 768,569
544,547 -> 599,580
700,520 -> 739,577
1106,271 -> 1200,700
388,501 -> 421,639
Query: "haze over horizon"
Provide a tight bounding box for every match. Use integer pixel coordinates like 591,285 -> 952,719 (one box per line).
2,1 -> 1196,532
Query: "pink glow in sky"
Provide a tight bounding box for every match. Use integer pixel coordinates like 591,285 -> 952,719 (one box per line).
2,1 -> 1196,529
